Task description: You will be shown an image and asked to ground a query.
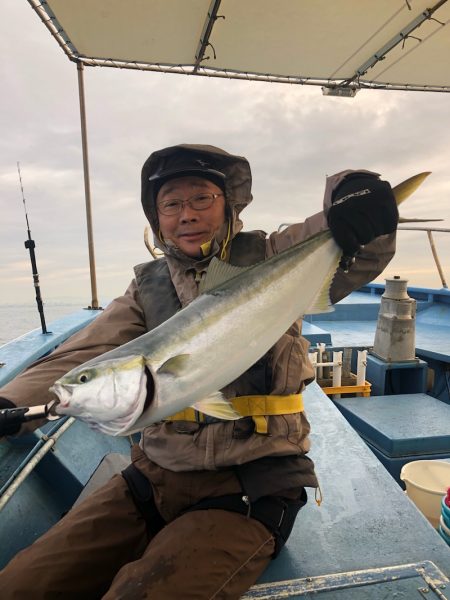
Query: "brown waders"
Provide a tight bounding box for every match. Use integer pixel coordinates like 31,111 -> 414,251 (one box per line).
0,446 -> 308,599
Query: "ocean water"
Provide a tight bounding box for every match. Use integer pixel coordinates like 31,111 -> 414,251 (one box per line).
0,302 -> 84,347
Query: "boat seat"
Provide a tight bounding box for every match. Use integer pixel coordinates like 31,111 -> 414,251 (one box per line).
333,393 -> 450,484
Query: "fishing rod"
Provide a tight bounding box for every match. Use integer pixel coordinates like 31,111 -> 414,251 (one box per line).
0,400 -> 59,437
17,162 -> 49,335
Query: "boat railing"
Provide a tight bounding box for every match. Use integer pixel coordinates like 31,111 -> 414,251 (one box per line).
397,226 -> 449,289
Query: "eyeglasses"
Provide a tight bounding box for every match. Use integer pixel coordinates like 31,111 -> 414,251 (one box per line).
157,192 -> 224,216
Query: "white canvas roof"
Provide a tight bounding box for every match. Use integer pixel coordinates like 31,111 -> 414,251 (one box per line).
29,0 -> 450,93
25,0 -> 450,307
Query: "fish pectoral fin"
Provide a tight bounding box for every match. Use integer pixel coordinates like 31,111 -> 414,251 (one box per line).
192,392 -> 241,420
157,354 -> 190,376
199,258 -> 251,294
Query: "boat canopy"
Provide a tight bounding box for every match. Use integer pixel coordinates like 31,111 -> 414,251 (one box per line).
29,0 -> 450,94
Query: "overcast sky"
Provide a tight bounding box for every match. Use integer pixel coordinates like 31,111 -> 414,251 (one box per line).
1,1 -> 449,307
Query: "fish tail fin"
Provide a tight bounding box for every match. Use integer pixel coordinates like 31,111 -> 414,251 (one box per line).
193,392 -> 241,420
393,172 -> 431,206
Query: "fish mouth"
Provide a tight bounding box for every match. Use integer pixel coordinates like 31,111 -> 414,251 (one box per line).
50,383 -> 71,411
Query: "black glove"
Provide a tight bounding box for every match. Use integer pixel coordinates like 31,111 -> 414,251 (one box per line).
327,174 -> 398,268
0,397 -> 22,437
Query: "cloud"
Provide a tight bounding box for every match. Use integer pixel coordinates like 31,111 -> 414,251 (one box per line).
1,1 -> 449,304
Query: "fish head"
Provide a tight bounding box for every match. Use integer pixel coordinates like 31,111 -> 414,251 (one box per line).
50,354 -> 149,435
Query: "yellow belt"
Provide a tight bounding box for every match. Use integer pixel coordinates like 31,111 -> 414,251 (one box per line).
166,393 -> 303,434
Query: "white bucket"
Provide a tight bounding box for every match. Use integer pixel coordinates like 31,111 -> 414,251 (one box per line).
400,460 -> 450,529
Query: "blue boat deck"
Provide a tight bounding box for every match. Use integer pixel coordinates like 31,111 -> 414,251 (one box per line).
306,286 -> 450,361
250,382 -> 450,595
306,315 -> 450,355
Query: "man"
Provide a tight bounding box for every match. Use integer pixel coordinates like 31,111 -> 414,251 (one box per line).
0,144 -> 398,598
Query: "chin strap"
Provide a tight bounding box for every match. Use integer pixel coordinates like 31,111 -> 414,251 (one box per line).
220,220 -> 232,260
200,239 -> 212,256
199,220 -> 232,260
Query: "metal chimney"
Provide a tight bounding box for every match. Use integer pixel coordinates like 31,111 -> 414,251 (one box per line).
372,277 -> 417,362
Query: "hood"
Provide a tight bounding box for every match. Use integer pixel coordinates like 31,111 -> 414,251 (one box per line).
141,144 -> 253,263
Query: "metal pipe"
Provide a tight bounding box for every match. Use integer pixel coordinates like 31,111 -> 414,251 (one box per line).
77,62 -> 100,309
332,351 -> 343,388
0,418 -> 75,512
309,355 -> 344,370
312,361 -> 342,368
427,230 -> 448,289
73,59 -> 450,93
398,227 -> 450,232
357,350 -> 368,386
317,344 -> 325,380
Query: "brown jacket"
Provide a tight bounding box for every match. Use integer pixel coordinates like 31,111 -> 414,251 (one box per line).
0,146 -> 395,478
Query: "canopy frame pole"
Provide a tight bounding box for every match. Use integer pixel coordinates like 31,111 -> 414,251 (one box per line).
398,226 -> 449,289
76,61 -> 101,309
194,0 -> 223,71
346,0 -> 448,85
427,230 -> 448,289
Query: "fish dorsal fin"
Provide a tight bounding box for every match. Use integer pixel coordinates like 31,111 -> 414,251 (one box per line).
305,254 -> 340,315
199,258 -> 251,294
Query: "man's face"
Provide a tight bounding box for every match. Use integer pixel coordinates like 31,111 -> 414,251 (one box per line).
156,176 -> 226,258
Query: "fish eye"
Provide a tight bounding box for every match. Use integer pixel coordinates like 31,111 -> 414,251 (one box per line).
78,372 -> 90,384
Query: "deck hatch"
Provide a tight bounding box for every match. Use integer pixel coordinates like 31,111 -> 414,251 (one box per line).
243,561 -> 449,599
